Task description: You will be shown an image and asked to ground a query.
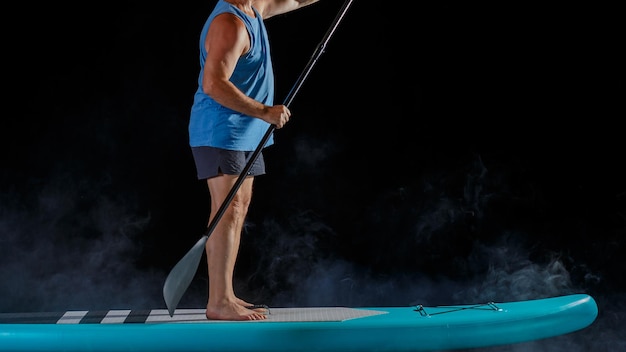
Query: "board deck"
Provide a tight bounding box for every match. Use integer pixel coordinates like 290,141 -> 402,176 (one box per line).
0,294 -> 598,352
0,306 -> 386,324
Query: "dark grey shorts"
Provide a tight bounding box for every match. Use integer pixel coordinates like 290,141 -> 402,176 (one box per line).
191,146 -> 266,180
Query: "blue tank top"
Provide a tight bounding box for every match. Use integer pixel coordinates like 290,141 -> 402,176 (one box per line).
188,0 -> 274,150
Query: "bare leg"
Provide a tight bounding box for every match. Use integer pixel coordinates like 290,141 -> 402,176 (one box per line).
204,175 -> 266,321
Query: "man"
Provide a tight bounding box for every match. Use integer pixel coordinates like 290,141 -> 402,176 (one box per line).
188,0 -> 321,321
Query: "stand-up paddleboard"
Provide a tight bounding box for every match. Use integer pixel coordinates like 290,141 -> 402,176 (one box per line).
0,294 -> 597,352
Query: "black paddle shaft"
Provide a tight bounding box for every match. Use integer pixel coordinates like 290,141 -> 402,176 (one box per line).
201,0 -> 355,241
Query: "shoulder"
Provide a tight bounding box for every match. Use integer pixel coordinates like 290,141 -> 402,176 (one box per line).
207,11 -> 249,48
211,12 -> 247,33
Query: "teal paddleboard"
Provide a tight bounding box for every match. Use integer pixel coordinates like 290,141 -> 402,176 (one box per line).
0,294 -> 597,351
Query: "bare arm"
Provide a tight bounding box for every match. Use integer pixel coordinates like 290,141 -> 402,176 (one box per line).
254,0 -> 320,19
201,13 -> 290,128
201,1 -> 320,128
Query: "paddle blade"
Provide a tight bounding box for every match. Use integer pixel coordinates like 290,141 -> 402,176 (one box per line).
163,236 -> 208,317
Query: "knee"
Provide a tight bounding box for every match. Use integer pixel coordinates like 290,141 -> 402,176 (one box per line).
229,197 -> 251,218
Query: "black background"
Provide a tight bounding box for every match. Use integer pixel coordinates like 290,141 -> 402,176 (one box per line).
1,1 -> 624,351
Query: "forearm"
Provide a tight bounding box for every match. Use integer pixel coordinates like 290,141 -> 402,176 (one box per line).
260,0 -> 320,19
294,0 -> 321,7
204,79 -> 269,121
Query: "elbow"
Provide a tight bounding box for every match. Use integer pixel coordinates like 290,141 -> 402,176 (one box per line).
201,79 -> 217,97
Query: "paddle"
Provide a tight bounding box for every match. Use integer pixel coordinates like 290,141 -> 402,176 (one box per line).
163,0 -> 356,317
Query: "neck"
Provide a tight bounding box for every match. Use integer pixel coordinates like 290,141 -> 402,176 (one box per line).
226,0 -> 255,17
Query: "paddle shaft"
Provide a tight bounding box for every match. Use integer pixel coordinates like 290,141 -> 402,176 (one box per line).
163,0 -> 356,314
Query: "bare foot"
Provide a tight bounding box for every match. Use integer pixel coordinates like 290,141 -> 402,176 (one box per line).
235,297 -> 255,307
206,300 -> 267,321
235,298 -> 269,314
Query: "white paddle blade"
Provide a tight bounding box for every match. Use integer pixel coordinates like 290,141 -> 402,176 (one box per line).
163,236 -> 208,317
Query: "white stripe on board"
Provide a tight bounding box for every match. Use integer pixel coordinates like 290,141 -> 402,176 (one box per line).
101,310 -> 132,324
57,311 -> 88,324
146,309 -> 208,323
